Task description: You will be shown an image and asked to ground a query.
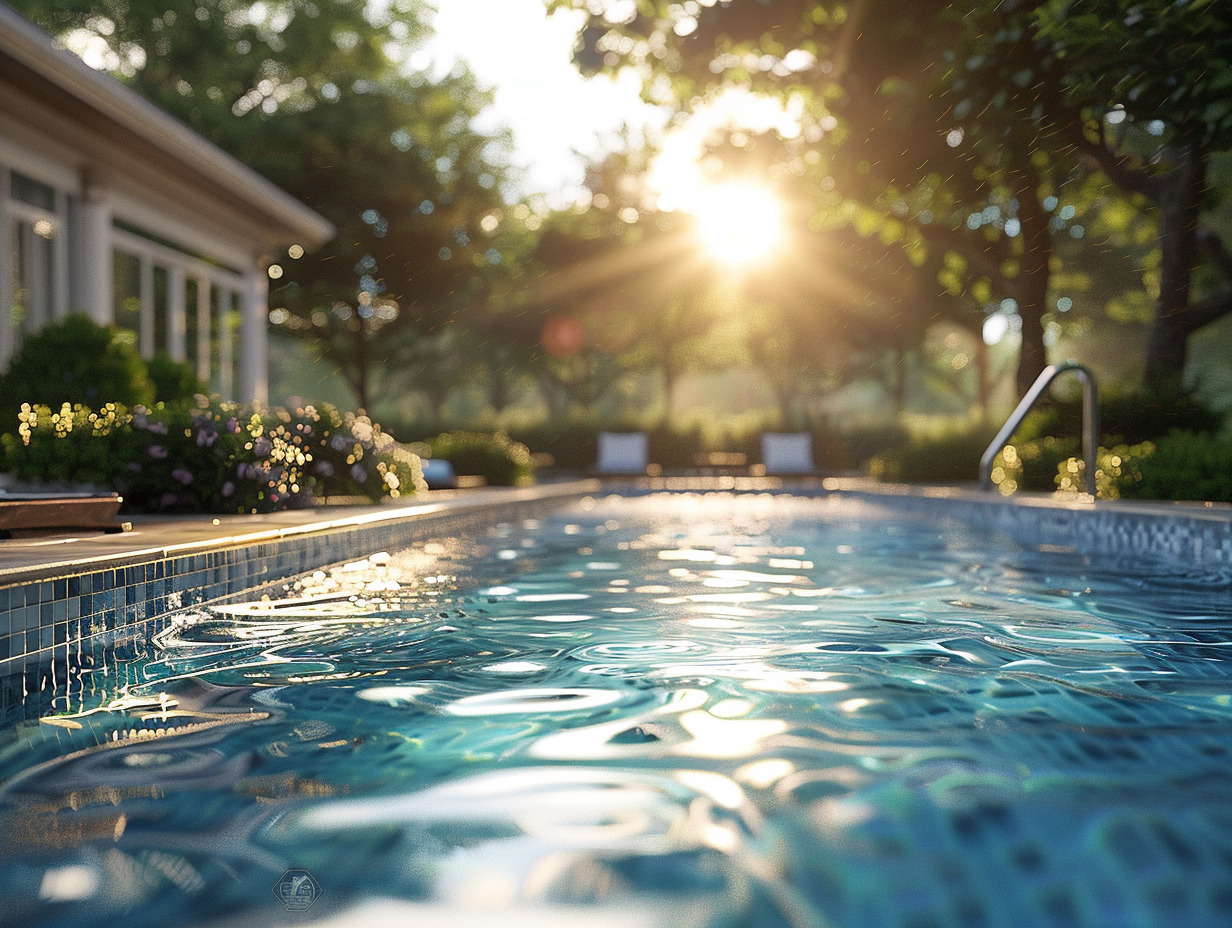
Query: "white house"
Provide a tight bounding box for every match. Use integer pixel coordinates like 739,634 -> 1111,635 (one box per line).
0,3 -> 334,403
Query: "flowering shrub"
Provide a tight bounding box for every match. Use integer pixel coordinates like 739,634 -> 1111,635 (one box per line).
0,396 -> 424,514
280,400 -> 423,502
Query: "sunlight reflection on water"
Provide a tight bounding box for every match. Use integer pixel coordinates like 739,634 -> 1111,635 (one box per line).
2,493 -> 1232,928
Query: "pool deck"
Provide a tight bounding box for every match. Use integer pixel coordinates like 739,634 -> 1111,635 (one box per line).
0,482 -> 598,586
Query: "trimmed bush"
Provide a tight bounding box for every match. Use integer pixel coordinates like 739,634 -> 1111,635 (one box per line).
1100,432 -> 1232,503
869,427 -> 997,484
147,352 -> 207,406
1013,388 -> 1223,445
0,314 -> 153,416
418,430 -> 533,486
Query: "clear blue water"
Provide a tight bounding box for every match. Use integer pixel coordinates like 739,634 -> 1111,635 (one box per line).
2,492 -> 1232,928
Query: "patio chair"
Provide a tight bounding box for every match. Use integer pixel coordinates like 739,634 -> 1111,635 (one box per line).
596,431 -> 650,475
760,432 -> 815,475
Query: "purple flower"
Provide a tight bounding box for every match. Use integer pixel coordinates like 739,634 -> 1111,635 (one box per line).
127,462 -> 141,473
253,437 -> 272,457
159,492 -> 179,509
350,463 -> 368,483
225,417 -> 239,434
221,481 -> 235,498
171,468 -> 193,486
149,445 -> 168,459
314,461 -> 335,477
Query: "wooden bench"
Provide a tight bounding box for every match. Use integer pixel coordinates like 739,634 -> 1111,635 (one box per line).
0,494 -> 127,537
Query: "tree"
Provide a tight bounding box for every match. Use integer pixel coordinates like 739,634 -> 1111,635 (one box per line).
12,0 -> 518,409
556,0 -> 1232,401
553,0 -> 1070,398
521,137 -> 742,421
1031,0 -> 1232,389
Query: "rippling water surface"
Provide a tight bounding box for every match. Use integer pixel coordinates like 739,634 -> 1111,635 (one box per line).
3,492 -> 1232,928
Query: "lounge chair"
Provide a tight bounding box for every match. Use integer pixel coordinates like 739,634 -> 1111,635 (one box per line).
760,432 -> 815,474
596,431 -> 650,475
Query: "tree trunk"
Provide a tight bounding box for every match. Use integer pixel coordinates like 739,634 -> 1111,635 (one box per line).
1144,143 -> 1208,389
352,324 -> 370,411
891,345 -> 907,417
1010,163 -> 1052,398
661,349 -> 678,425
488,366 -> 509,414
540,375 -> 570,419
974,330 -> 989,421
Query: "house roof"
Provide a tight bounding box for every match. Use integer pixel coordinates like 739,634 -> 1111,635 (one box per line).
0,2 -> 335,250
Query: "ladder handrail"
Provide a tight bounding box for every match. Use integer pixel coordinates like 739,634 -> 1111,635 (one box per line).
980,361 -> 1100,496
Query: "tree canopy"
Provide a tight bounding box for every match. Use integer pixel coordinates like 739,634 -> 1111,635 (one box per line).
12,0 -> 519,409
553,0 -> 1232,395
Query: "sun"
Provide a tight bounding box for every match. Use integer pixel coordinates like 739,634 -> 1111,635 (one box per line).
691,182 -> 785,266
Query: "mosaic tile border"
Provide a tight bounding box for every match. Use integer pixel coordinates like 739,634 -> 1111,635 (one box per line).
607,477 -> 1232,567
0,486 -> 591,722
827,483 -> 1232,567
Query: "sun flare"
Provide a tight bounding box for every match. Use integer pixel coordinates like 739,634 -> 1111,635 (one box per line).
692,182 -> 785,266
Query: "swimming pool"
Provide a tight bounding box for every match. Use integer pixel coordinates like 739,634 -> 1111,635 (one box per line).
2,490 -> 1231,927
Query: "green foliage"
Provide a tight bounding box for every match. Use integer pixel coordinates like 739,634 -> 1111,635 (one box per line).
507,421 -> 600,472
0,402 -> 128,486
0,314 -> 153,415
896,422 -> 1232,502
146,353 -> 207,406
417,431 -> 533,486
841,424 -> 912,471
0,398 -> 424,513
1104,433 -> 1232,503
868,427 -> 997,485
1014,389 -> 1224,446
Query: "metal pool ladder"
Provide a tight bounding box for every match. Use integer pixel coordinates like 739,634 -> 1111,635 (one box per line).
980,361 -> 1100,497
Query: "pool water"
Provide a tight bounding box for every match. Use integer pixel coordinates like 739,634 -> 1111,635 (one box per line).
3,492 -> 1232,928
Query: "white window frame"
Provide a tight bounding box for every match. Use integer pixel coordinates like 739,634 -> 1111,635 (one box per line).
2,163 -> 70,366
110,224 -> 245,398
